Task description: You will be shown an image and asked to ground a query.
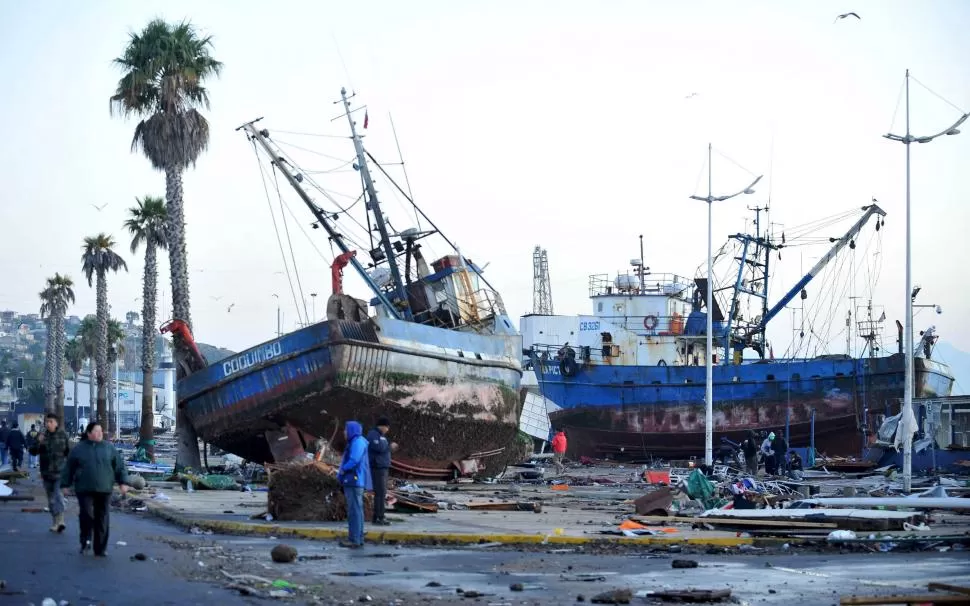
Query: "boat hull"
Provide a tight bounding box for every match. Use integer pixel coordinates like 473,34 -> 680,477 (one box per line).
536,353 -> 953,459
178,317 -> 524,477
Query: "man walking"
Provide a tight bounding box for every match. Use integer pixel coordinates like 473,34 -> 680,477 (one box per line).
551,428 -> 567,475
5,422 -> 26,472
26,423 -> 40,468
0,420 -> 9,467
30,413 -> 71,533
61,421 -> 129,556
337,421 -> 370,549
367,417 -> 396,526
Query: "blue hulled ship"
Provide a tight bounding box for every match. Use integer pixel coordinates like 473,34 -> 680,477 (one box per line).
521,205 -> 954,459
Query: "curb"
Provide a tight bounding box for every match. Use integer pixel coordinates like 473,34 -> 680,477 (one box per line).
141,502 -> 770,548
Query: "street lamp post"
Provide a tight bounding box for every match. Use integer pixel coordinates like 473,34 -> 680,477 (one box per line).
884,69 -> 967,493
690,143 -> 762,466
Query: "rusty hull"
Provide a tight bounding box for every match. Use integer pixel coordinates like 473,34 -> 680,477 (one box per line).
178,317 -> 524,478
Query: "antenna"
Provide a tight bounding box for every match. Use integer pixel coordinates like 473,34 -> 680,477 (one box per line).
533,247 -> 554,315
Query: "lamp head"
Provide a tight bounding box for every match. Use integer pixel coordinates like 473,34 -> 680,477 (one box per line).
946,128 -> 960,136
935,305 -> 943,314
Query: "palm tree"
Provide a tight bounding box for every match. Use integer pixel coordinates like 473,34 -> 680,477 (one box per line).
78,316 -> 98,413
110,19 -> 221,471
125,196 -> 168,457
39,274 -> 75,420
39,291 -> 56,412
65,337 -> 85,431
80,234 -> 127,430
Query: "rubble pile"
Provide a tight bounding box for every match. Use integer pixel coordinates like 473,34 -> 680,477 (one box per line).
267,461 -> 374,521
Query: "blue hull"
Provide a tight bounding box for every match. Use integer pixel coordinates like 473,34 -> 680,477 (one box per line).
178,317 -> 524,476
535,353 -> 954,458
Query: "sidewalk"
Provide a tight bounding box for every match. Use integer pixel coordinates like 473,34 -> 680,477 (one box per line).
138,481 -> 759,547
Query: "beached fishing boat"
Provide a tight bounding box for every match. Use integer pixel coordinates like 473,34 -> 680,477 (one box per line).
166,89 -> 523,479
521,205 -> 954,459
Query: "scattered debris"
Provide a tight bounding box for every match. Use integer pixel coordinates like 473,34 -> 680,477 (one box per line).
671,559 -> 699,569
640,588 -> 732,603
270,544 -> 297,563
267,461 -> 374,521
590,588 -> 632,604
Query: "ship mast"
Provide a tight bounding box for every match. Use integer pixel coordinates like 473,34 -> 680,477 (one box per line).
340,88 -> 413,321
239,117 -> 402,319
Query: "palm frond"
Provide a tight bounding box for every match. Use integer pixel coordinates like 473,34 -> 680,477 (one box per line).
81,233 -> 128,286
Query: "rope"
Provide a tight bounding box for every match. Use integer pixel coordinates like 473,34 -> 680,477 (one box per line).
272,165 -> 310,324
251,140 -> 304,326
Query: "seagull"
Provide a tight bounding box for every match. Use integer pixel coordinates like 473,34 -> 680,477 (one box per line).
227,303 -> 235,313
834,12 -> 860,23
210,296 -> 223,301
91,203 -> 108,211
685,92 -> 699,100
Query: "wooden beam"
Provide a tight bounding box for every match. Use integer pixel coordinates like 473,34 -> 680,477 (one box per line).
631,515 -> 837,529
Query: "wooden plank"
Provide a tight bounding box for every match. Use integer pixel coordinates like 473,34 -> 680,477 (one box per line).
631,515 -> 837,529
841,594 -> 970,604
929,583 -> 970,596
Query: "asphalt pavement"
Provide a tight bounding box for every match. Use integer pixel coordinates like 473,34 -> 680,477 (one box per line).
0,482 -> 255,606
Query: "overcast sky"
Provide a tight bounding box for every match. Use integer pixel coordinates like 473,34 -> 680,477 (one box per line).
1,1 -> 968,365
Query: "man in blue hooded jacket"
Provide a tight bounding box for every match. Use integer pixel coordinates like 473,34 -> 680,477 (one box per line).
337,421 -> 370,548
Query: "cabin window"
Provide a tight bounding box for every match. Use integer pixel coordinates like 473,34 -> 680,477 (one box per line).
597,302 -> 603,312
766,374 -> 775,381
475,353 -> 483,360
601,332 -> 613,343
457,351 -> 464,358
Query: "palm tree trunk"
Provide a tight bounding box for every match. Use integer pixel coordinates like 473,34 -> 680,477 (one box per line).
166,165 -> 202,471
139,245 -> 158,459
96,270 -> 109,430
54,313 -> 66,424
88,361 -> 94,414
43,318 -> 55,412
72,369 -> 80,434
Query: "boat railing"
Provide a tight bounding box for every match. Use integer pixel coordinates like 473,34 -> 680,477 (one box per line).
526,342 -> 616,367
589,272 -> 694,299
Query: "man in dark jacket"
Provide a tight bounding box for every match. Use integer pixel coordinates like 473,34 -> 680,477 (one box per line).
26,423 -> 40,468
61,421 -> 129,556
0,420 -> 9,467
5,422 -> 26,472
740,430 -> 759,476
30,413 -> 71,533
366,417 -> 396,526
771,431 -> 789,476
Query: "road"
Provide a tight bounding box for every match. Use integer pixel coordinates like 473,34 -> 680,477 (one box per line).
1,477 -> 968,605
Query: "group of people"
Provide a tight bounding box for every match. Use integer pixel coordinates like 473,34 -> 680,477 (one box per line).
1,420 -> 57,471
336,417 -> 398,548
9,414 -> 129,557
740,429 -> 802,477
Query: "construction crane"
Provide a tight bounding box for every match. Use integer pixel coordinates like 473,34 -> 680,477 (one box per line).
533,246 -> 554,315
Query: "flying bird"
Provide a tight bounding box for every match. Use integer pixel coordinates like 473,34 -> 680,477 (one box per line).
834,12 -> 860,23
227,303 -> 235,313
90,203 -> 108,211
685,92 -> 699,99
211,296 -> 223,301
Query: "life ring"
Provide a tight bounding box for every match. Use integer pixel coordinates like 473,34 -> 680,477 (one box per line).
644,315 -> 658,330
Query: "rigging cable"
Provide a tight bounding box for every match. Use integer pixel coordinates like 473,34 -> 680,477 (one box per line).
251,139 -> 305,326
272,164 -> 311,324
